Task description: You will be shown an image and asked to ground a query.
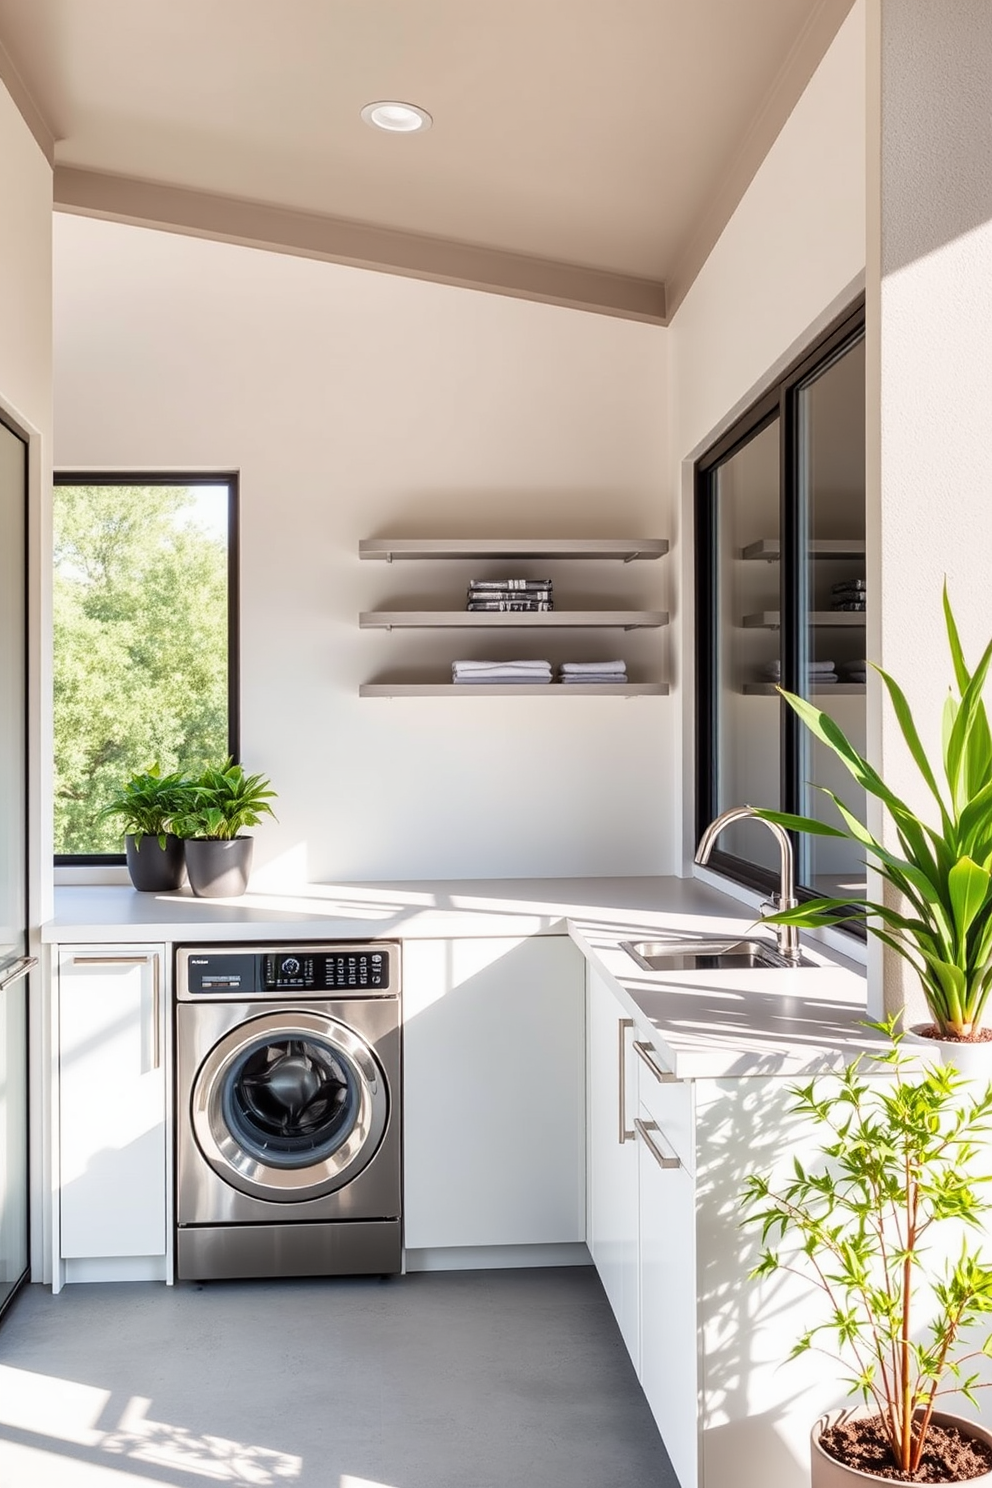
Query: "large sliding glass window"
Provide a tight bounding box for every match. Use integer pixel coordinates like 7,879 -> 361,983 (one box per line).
53,474 -> 239,862
695,300 -> 866,918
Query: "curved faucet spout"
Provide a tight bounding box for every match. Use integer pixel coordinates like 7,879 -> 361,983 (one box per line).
694,805 -> 801,961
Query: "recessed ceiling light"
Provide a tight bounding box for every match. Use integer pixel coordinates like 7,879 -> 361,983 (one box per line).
361,101 -> 432,134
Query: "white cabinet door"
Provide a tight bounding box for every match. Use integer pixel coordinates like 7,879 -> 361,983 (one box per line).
637,1100 -> 698,1488
586,962 -> 640,1364
403,935 -> 585,1250
58,945 -> 167,1259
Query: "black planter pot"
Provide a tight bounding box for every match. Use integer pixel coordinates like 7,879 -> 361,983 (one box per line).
125,833 -> 187,892
184,837 -> 253,898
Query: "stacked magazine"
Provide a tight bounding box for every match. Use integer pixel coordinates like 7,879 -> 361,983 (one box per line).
466,578 -> 554,612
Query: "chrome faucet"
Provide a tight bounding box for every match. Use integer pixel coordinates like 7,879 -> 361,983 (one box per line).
694,805 -> 802,962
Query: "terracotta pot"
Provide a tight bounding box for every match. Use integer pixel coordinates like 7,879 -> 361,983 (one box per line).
811,1409 -> 992,1486
125,833 -> 186,892
905,1023 -> 992,1078
184,837 -> 253,898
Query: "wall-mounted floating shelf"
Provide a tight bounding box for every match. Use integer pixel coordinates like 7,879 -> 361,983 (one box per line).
742,611 -> 865,629
742,682 -> 866,696
360,610 -> 668,631
740,538 -> 866,561
359,537 -> 669,563
358,533 -> 671,695
359,682 -> 670,697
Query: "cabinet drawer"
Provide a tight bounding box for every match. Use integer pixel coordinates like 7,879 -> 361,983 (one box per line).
633,1037 -> 694,1176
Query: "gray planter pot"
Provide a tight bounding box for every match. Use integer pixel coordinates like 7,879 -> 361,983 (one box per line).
184,837 -> 253,898
125,833 -> 186,892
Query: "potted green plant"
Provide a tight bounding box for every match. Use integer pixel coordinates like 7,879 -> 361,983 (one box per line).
756,588 -> 992,1058
741,1022 -> 992,1485
173,759 -> 277,897
97,764 -> 191,891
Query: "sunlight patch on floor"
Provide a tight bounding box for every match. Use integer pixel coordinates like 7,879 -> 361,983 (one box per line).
0,1366 -> 302,1484
340,1477 -> 399,1488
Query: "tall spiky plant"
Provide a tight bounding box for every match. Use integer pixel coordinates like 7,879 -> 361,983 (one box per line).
757,585 -> 992,1039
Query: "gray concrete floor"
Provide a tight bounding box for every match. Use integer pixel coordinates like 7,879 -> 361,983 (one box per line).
0,1267 -> 677,1488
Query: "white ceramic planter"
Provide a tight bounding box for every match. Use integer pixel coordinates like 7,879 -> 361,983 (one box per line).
811,1410 -> 992,1486
905,1024 -> 992,1079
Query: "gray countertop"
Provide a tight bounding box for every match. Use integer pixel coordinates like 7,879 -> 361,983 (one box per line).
46,875 -> 874,1078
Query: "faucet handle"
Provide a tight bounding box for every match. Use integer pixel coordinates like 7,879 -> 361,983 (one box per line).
759,892 -> 799,919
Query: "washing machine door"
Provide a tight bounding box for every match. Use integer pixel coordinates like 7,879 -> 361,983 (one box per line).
190,1010 -> 389,1202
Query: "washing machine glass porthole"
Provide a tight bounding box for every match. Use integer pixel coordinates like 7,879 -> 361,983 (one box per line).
222,1035 -> 362,1169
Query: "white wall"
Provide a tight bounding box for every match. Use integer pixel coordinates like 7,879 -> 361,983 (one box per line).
870,0 -> 992,1022
52,216 -> 672,882
668,0 -> 867,873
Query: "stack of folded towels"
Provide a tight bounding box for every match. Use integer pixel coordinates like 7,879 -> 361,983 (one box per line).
466,578 -> 553,612
830,578 -> 867,612
763,659 -> 838,685
452,659 -> 552,685
558,660 -> 628,685
840,659 -> 867,683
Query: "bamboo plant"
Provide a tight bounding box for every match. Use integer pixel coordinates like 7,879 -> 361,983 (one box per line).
741,1022 -> 992,1476
757,586 -> 992,1039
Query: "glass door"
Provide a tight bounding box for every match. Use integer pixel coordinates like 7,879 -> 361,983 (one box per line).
0,414 -> 30,1313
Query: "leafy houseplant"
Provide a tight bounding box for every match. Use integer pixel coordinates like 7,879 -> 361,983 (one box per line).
97,764 -> 191,892
173,760 -> 277,897
758,588 -> 992,1043
742,1023 -> 992,1482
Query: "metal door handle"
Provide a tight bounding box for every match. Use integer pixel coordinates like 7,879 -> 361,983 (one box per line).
633,1039 -> 679,1084
150,955 -> 161,1071
71,955 -> 151,966
635,1117 -> 681,1170
0,955 -> 36,991
618,1018 -> 635,1144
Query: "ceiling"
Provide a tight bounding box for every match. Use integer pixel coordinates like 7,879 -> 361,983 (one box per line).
0,0 -> 855,322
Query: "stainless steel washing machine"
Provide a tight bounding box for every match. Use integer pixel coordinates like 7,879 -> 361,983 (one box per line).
175,942 -> 401,1281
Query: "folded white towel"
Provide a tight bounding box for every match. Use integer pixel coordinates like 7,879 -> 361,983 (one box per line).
559,659 -> 627,675
454,676 -> 552,685
560,675 -> 627,684
452,659 -> 552,674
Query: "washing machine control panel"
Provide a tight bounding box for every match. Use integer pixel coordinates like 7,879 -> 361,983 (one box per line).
264,950 -> 388,991
177,943 -> 396,998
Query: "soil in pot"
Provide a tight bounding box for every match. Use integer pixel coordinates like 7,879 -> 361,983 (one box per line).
125,833 -> 186,892
819,1414 -> 992,1483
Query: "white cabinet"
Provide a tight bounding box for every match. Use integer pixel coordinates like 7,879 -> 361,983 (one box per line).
586,966 -> 852,1488
56,945 -> 169,1283
636,1063 -> 698,1488
586,961 -> 640,1361
402,934 -> 586,1258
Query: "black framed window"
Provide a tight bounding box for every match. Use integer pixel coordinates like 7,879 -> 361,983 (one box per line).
53,473 -> 239,863
694,300 -> 866,921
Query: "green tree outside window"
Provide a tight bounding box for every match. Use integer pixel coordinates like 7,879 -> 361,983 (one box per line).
53,483 -> 231,856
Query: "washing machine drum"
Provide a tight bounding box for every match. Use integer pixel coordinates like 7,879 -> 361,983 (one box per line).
191,1010 -> 389,1202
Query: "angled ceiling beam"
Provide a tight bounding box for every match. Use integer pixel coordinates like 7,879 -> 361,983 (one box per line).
53,166 -> 667,325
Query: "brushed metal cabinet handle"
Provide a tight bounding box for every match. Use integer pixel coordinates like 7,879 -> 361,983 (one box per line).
0,956 -> 37,991
633,1039 -> 679,1084
70,955 -> 151,967
634,1117 -> 681,1170
618,1017 -> 635,1145
151,954 -> 161,1071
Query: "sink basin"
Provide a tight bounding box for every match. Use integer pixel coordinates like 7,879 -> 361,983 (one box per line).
620,938 -> 814,972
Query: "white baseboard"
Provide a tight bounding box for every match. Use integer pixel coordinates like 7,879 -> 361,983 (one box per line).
404,1242 -> 591,1273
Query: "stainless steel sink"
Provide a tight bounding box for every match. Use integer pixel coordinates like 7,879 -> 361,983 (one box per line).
620,938 -> 814,972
